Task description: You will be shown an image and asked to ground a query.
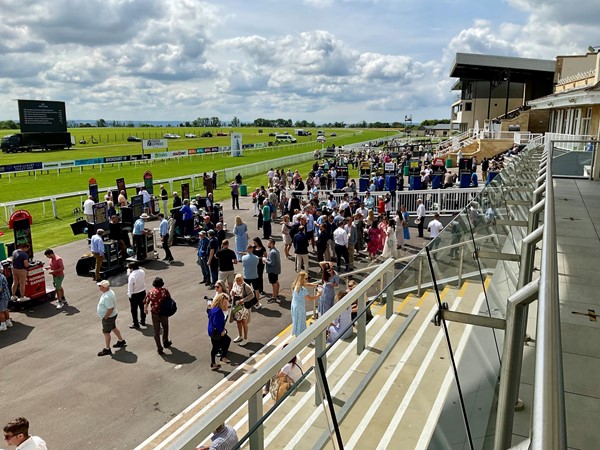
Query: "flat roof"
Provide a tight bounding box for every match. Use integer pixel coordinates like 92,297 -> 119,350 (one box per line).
450,52 -> 556,84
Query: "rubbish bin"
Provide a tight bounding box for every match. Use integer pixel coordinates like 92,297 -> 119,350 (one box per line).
240,184 -> 247,196
403,166 -> 409,176
445,159 -> 453,168
336,177 -> 347,190
359,178 -> 369,192
0,242 -> 6,261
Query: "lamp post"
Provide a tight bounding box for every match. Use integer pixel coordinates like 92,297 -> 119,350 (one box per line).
404,114 -> 412,138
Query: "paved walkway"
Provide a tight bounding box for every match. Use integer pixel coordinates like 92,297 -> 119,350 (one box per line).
0,192 -> 428,449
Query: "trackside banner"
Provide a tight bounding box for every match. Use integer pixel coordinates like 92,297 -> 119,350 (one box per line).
0,142 -> 274,173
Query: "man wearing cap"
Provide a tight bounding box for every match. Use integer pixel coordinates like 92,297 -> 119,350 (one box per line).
160,185 -> 169,214
96,279 -> 126,356
90,229 -> 105,282
172,191 -> 182,209
132,213 -> 150,260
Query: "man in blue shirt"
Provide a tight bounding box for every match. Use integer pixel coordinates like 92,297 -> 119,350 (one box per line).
132,213 -> 149,260
90,229 -> 105,282
158,213 -> 173,262
197,231 -> 210,285
241,244 -> 261,308
180,199 -> 193,237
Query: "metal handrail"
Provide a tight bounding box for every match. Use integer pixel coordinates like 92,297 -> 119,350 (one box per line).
531,138 -> 566,449
136,259 -> 396,449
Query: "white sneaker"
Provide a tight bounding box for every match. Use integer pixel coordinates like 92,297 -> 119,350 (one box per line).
20,296 -> 31,301
233,336 -> 243,343
10,295 -> 17,301
5,319 -> 13,327
56,302 -> 64,310
238,339 -> 247,346
0,323 -> 6,332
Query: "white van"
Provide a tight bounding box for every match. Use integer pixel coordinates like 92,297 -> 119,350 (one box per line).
317,130 -> 325,136
275,134 -> 297,143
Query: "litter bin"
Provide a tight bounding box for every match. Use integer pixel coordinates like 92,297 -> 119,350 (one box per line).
359,178 -> 369,192
240,184 -> 247,196
445,159 -> 453,168
336,177 -> 347,190
403,166 -> 409,176
0,242 -> 6,261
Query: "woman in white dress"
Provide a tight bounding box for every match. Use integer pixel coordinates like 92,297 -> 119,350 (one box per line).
381,218 -> 398,259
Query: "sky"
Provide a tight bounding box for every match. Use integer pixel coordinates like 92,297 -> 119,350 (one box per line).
0,0 -> 598,125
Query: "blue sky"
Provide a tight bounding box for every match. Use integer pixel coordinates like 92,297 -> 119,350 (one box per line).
0,0 -> 597,124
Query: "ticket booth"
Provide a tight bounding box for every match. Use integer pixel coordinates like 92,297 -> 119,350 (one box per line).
431,158 -> 445,189
359,161 -> 371,192
408,159 -> 422,190
459,158 -> 472,188
384,162 -> 397,191
6,210 -> 54,305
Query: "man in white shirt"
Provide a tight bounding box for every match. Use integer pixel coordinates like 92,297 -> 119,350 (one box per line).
267,168 -> 274,187
427,213 -> 444,253
363,191 -> 375,211
416,198 -> 426,237
83,195 -> 95,223
127,262 -> 147,329
333,221 -> 350,272
3,417 -> 47,450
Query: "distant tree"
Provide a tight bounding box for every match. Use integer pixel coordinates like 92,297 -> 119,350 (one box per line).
231,116 -> 240,127
126,122 -> 135,128
0,120 -> 19,129
96,118 -> 107,127
210,117 -> 221,127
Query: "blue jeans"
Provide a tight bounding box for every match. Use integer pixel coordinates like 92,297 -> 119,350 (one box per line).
198,256 -> 210,283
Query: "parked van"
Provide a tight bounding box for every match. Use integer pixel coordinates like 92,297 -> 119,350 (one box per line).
317,130 -> 325,136
275,134 -> 297,143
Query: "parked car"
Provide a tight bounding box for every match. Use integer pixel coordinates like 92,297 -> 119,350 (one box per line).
127,136 -> 142,142
201,131 -> 213,138
330,132 -> 337,137
163,133 -> 180,139
317,130 -> 325,136
217,131 -> 228,136
274,134 -> 297,143
185,133 -> 196,138
317,135 -> 326,143
268,132 -> 277,137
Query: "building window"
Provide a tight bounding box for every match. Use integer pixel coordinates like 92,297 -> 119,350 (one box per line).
581,107 -> 592,136
464,102 -> 472,111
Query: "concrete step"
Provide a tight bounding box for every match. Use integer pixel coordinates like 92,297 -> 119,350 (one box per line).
327,281 -> 488,450
260,293 -> 427,449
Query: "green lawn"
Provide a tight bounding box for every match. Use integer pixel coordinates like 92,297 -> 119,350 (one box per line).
0,128 -> 393,250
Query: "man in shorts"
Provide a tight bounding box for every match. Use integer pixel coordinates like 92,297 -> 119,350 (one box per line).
10,242 -> 30,301
44,249 -> 67,309
96,280 -> 127,357
216,239 -> 238,291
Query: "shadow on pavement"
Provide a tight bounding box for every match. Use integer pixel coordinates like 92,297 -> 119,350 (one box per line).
161,346 -> 197,365
0,322 -> 34,349
111,348 -> 138,364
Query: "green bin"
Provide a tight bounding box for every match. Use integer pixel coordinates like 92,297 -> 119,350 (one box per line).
0,242 -> 6,261
240,184 -> 247,196
403,166 -> 409,176
445,158 -> 453,168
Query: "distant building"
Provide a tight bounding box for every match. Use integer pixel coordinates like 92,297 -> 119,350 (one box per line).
527,50 -> 600,138
422,123 -> 460,138
449,53 -> 555,133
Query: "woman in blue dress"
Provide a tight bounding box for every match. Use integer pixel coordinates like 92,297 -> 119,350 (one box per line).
401,204 -> 411,241
290,271 -> 319,337
317,262 -> 340,317
232,215 -> 248,261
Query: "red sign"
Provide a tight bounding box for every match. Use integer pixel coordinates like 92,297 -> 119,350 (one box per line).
433,158 -> 444,167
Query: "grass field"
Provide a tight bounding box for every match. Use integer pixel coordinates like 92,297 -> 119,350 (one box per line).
0,127 -> 393,250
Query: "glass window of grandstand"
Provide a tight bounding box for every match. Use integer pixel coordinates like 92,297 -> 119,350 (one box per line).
582,107 -> 592,136
464,102 -> 472,112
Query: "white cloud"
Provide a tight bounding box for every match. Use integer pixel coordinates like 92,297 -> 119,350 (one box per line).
0,0 -> 599,123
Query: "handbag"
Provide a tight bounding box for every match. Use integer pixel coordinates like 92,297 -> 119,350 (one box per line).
211,328 -> 221,340
269,374 -> 294,402
230,302 -> 243,320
